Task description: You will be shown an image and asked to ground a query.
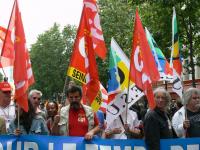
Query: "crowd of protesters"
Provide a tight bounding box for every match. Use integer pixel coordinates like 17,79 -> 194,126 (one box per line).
0,80 -> 200,150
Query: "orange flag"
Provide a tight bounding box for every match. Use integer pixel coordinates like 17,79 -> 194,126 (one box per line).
129,10 -> 160,109
3,0 -> 34,112
67,0 -> 107,111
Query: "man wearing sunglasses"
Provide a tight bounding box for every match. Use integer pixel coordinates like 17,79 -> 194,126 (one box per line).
29,89 -> 46,119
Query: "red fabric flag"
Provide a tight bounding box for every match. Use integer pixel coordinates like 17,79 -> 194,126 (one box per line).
4,0 -> 34,112
0,26 -> 14,67
80,11 -> 101,111
82,0 -> 107,59
129,10 -> 160,109
67,0 -> 106,111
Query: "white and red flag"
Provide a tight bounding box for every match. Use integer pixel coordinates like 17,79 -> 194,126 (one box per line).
67,0 -> 107,112
0,26 -> 14,67
1,0 -> 34,112
129,9 -> 160,109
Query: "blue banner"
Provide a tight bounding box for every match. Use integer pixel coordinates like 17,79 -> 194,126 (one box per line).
0,135 -> 200,150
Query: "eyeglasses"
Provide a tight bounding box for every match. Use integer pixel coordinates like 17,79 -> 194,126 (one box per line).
33,97 -> 41,100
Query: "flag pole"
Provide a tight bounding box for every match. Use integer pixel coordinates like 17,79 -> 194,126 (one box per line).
61,76 -> 69,105
0,0 -> 16,78
17,104 -> 20,129
164,80 -> 168,90
125,70 -> 131,124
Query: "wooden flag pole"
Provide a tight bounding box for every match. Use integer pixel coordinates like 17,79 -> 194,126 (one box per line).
61,76 -> 69,105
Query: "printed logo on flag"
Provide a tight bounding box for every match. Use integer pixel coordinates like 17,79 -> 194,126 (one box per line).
67,67 -> 86,84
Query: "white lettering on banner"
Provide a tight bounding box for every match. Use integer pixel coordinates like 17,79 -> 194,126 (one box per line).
48,143 -> 54,150
113,146 -> 121,150
86,144 -> 98,150
7,142 -> 12,150
170,146 -> 183,150
63,144 -> 76,150
124,146 -> 131,150
134,46 -> 143,72
100,145 -> 111,150
187,144 -> 199,150
86,145 -> 145,150
170,144 -> 200,150
17,142 -> 22,150
0,143 -> 3,150
24,142 -> 38,150
133,146 -> 145,150
106,84 -> 144,126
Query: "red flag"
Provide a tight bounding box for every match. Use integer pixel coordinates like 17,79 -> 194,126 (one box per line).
80,14 -> 101,111
0,26 -> 14,67
67,0 -> 106,111
83,0 -> 107,59
4,0 -> 34,112
129,10 -> 160,109
82,83 -> 108,113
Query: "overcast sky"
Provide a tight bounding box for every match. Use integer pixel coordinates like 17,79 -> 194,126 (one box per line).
0,0 -> 83,48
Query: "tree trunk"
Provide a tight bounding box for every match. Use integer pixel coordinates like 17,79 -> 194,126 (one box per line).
188,21 -> 196,87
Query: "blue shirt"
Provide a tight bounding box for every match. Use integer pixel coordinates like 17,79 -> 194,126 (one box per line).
8,115 -> 49,135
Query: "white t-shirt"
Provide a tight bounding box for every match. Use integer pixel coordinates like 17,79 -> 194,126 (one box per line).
0,101 -> 15,130
105,110 -> 140,139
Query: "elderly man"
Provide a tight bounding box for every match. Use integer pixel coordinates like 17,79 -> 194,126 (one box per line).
0,81 -> 15,130
172,87 -> 200,138
29,89 -> 46,119
144,87 -> 173,150
51,85 -> 99,140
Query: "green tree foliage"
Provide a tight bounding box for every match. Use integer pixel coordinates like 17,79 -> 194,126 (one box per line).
30,23 -> 76,100
99,0 -> 134,55
98,0 -> 200,86
97,0 -> 135,87
29,0 -> 200,94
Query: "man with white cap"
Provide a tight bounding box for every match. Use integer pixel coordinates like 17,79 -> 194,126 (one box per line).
0,81 -> 15,130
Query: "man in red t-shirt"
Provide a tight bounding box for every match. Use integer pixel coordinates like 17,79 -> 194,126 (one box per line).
52,85 -> 99,140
